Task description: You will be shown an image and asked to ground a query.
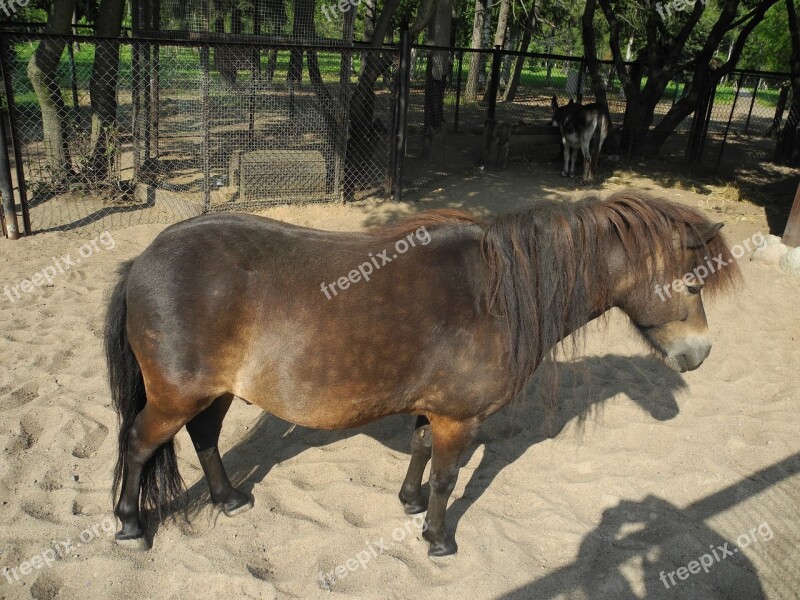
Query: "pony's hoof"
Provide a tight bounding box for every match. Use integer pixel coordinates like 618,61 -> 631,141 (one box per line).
560,171 -> 569,178
427,538 -> 458,557
398,488 -> 428,514
115,534 -> 151,551
569,172 -> 576,178
402,501 -> 428,515
223,494 -> 254,517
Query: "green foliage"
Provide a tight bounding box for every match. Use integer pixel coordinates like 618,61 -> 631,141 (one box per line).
740,1 -> 792,71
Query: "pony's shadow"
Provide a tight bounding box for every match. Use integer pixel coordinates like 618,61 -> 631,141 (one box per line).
182,354 -> 686,525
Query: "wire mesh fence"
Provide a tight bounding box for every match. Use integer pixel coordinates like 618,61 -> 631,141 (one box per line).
134,0 -> 357,44
0,32 -> 397,234
0,27 -> 795,238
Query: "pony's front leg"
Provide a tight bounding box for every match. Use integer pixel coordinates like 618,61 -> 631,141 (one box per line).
423,416 -> 481,557
399,416 -> 432,514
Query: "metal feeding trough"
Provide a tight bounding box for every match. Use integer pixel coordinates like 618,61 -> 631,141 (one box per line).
230,149 -> 328,203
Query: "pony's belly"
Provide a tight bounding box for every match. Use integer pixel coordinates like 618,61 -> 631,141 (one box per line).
236,386 -> 407,430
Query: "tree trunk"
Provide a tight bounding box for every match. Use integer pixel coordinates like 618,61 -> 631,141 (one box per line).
474,0 -> 494,97
464,0 -> 487,100
265,50 -> 278,82
425,0 -> 453,134
481,0 -> 508,103
343,0 -> 402,200
27,0 -> 76,182
624,34 -> 634,61
581,0 -> 608,106
767,83 -> 790,137
502,6 -> 537,102
288,0 -> 315,83
775,0 -> 800,164
493,0 -> 510,48
89,0 -> 126,179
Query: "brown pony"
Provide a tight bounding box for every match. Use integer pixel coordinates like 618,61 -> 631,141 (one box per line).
105,191 -> 739,556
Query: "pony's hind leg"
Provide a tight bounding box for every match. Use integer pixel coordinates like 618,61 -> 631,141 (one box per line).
185,393 -> 253,516
561,144 -> 571,177
423,416 -> 481,557
580,139 -> 592,182
399,415 -> 432,514
115,403 -> 189,550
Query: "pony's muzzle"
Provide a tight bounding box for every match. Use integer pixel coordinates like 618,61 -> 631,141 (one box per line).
665,336 -> 712,373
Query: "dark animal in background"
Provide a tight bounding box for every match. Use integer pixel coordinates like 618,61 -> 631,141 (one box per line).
551,97 -> 612,182
106,191 -> 738,557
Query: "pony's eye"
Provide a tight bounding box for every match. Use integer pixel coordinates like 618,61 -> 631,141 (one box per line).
687,285 -> 702,295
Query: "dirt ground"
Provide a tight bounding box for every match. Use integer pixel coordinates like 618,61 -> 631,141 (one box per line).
1,166 -> 799,600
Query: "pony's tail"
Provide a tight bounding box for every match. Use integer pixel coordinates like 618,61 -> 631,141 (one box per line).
105,260 -> 184,522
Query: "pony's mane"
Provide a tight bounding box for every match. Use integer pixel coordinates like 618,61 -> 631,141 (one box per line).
481,190 -> 741,398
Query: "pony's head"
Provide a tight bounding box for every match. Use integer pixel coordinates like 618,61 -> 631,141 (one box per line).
481,191 -> 740,397
551,96 -> 576,128
603,194 -> 739,373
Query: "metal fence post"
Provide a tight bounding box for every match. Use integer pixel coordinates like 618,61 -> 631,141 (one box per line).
201,45 -> 211,212
150,0 -> 161,160
391,27 -> 411,202
715,74 -> 744,172
454,50 -> 463,133
687,83 -> 716,172
743,77 -> 760,135
336,45 -> 352,201
131,39 -> 141,183
0,37 -> 30,235
0,106 -> 19,239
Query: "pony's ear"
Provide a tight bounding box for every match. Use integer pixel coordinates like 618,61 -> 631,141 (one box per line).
567,98 -> 575,105
687,222 -> 724,248
551,96 -> 558,109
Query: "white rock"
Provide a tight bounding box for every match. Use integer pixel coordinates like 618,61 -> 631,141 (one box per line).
780,246 -> 800,275
751,243 -> 789,265
761,234 -> 783,247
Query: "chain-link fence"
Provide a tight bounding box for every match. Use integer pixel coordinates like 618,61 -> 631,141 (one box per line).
0,26 -> 794,237
134,0 -> 357,44
684,72 -> 788,173
0,31 -> 397,234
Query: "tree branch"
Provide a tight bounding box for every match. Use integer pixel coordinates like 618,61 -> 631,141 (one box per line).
598,0 -> 636,98
410,0 -> 437,37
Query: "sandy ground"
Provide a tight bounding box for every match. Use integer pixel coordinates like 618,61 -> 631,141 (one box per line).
1,167 -> 799,600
